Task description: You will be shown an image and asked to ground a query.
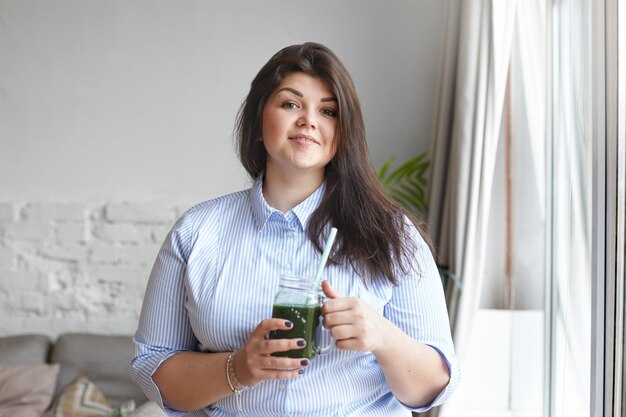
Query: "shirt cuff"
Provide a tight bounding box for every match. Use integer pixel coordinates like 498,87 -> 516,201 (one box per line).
404,344 -> 461,413
131,348 -> 190,417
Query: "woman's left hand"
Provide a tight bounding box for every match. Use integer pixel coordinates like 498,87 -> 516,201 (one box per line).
320,280 -> 389,353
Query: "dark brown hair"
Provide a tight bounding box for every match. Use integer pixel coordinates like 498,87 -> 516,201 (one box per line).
236,42 -> 427,284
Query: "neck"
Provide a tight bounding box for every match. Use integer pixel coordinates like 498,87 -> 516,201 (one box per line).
263,167 -> 324,212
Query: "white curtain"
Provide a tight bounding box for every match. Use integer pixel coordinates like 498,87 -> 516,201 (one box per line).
428,0 -> 516,354
426,1 -> 517,414
426,1 -> 594,416
550,0 -> 592,415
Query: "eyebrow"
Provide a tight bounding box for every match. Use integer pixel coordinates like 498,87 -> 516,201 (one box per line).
276,87 -> 337,103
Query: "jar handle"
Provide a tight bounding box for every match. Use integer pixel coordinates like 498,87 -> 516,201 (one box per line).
312,296 -> 333,356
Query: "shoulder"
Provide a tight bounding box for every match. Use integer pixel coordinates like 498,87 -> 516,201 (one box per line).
171,189 -> 251,242
397,214 -> 437,279
400,215 -> 431,251
183,189 -> 251,222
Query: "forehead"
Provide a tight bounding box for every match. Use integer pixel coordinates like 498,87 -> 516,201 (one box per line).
274,72 -> 335,98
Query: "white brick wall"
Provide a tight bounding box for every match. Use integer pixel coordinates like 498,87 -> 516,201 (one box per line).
0,201 -> 188,338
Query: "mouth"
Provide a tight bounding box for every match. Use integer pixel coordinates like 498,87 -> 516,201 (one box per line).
288,134 -> 320,145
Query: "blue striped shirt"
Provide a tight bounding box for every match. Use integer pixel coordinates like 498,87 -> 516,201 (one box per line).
131,176 -> 459,416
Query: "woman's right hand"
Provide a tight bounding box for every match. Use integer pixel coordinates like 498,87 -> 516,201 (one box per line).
233,318 -> 311,386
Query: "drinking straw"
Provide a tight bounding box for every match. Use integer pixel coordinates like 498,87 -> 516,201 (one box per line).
314,227 -> 338,281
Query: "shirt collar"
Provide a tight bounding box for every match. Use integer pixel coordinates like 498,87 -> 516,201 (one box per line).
250,174 -> 326,231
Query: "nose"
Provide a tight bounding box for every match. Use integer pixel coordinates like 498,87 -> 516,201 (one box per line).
296,111 -> 317,129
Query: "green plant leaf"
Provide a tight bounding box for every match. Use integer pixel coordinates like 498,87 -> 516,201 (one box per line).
377,157 -> 395,182
376,150 -> 430,216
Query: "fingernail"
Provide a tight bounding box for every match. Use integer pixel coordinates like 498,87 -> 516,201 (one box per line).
285,321 -> 293,328
296,339 -> 306,347
300,359 -> 309,366
298,369 -> 305,374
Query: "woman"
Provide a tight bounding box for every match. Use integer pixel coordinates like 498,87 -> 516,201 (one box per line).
131,42 -> 459,416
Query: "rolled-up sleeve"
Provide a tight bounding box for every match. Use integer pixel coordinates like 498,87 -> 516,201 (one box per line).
384,224 -> 461,413
130,214 -> 199,416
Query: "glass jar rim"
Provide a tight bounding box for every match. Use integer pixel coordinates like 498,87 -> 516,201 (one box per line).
279,274 -> 320,292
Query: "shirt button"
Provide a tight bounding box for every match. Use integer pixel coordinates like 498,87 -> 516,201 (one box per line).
280,383 -> 286,390
285,262 -> 292,269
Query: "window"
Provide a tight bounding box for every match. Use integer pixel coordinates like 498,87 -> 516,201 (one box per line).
549,1 -> 592,415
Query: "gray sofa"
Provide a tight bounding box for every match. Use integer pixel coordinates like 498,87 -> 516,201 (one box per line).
0,333 -> 147,408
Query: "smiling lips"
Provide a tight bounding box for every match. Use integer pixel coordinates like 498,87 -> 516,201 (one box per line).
289,134 -> 319,145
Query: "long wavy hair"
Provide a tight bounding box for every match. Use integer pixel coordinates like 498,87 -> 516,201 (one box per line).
236,42 -> 429,285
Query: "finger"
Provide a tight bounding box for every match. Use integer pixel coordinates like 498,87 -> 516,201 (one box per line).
259,355 -> 311,371
258,337 -> 306,355
327,323 -> 357,340
261,368 -> 307,380
245,358 -> 307,381
250,318 -> 294,340
322,308 -> 358,327
322,296 -> 360,316
322,280 -> 344,299
335,338 -> 369,352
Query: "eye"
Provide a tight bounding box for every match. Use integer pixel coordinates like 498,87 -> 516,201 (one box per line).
321,108 -> 337,117
281,101 -> 299,109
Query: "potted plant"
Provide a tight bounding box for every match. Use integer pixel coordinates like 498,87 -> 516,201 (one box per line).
377,151 -> 462,302
376,151 -> 430,216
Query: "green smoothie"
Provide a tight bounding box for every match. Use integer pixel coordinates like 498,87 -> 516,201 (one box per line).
269,304 -> 322,358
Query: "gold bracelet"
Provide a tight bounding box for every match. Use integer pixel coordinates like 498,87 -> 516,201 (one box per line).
226,351 -> 250,394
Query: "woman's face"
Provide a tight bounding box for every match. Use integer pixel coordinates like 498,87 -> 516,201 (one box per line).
261,72 -> 338,181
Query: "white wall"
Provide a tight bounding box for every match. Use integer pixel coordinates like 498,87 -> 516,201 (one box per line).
0,0 -> 449,337
0,0 -> 446,202
442,310 -> 544,417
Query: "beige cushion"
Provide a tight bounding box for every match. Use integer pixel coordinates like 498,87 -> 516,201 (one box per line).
0,363 -> 60,417
126,401 -> 166,417
43,375 -> 112,417
50,334 -> 146,408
